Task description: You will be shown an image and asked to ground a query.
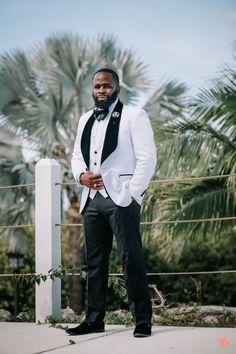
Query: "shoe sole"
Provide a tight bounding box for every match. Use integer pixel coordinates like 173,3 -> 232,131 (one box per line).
67,329 -> 105,335
133,333 -> 151,338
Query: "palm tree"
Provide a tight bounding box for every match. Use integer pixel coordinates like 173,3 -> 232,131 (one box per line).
145,47 -> 236,259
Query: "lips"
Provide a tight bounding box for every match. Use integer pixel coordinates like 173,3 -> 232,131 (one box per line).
97,95 -> 108,100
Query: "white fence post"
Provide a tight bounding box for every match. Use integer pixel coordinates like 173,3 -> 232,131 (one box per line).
35,159 -> 61,323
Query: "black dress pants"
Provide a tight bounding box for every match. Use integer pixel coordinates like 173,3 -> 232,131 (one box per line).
82,193 -> 152,325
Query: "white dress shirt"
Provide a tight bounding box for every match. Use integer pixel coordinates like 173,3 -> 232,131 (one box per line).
89,99 -> 118,199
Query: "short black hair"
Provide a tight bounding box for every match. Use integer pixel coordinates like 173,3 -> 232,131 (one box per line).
92,68 -> 120,85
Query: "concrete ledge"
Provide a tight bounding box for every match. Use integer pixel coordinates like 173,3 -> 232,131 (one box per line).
0,323 -> 235,354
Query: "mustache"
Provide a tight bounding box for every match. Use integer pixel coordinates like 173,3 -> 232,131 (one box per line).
93,90 -> 119,109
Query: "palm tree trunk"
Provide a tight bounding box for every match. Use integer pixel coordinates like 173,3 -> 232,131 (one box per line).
67,196 -> 84,313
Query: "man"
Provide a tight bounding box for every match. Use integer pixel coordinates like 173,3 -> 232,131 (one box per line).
67,68 -> 157,337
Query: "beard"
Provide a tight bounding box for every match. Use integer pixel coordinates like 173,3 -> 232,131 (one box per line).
93,90 -> 119,109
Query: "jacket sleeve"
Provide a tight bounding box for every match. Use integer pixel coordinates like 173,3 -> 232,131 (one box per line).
129,109 -> 157,200
71,116 -> 88,186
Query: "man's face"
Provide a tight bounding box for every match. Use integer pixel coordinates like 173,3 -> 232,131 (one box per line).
92,72 -> 120,108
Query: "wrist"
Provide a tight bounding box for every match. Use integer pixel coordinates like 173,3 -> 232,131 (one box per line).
79,173 -> 85,185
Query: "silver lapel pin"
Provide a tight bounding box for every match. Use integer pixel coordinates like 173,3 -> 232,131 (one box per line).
111,112 -> 120,118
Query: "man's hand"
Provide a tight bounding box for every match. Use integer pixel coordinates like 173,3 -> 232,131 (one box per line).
80,172 -> 104,190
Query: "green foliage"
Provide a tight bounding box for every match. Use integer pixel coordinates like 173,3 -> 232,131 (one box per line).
105,310 -> 133,326
0,244 -> 14,309
45,315 -> 59,325
108,275 -> 127,302
150,50 -> 236,242
142,231 -> 236,307
0,228 -> 35,314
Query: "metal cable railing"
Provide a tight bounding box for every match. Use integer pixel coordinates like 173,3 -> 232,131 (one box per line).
0,183 -> 35,190
55,173 -> 236,187
56,216 -> 236,228
1,216 -> 236,230
1,269 -> 236,278
1,163 -> 235,323
0,171 -> 235,282
0,172 -> 236,229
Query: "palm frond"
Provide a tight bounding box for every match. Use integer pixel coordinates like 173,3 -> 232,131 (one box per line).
0,50 -> 40,111
144,78 -> 187,122
144,181 -> 235,262
191,62 -> 236,142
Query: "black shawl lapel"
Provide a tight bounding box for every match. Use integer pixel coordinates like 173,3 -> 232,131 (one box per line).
80,100 -> 123,168
101,100 -> 123,164
80,113 -> 95,169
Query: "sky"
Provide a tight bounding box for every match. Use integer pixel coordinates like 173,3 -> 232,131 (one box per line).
1,0 -> 235,95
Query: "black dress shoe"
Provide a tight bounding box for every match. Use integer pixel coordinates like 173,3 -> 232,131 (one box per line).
66,321 -> 105,335
133,323 -> 152,337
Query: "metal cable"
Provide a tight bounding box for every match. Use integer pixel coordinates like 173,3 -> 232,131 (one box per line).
150,173 -> 236,184
0,173 -> 235,190
0,183 -> 35,190
56,216 -> 236,228
1,217 -> 235,231
0,269 -> 236,278
0,224 -> 35,230
55,173 -> 236,187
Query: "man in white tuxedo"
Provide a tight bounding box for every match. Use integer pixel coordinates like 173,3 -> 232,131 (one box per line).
67,68 -> 157,337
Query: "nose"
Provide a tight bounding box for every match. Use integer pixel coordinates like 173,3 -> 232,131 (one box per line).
99,84 -> 108,92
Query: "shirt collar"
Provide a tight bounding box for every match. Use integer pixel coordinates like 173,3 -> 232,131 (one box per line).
108,99 -> 118,114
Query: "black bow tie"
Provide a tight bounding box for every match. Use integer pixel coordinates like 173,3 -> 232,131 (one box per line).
93,107 -> 109,121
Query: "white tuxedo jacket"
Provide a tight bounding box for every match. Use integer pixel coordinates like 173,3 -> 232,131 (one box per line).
71,100 -> 157,213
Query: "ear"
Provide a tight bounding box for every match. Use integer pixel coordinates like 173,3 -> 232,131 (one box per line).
116,86 -> 120,94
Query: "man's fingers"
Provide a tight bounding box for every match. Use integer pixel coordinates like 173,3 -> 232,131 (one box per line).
84,173 -> 103,189
90,173 -> 102,180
